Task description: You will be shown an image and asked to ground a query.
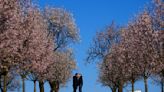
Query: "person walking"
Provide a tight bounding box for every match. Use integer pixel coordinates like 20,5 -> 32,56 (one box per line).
73,73 -> 83,92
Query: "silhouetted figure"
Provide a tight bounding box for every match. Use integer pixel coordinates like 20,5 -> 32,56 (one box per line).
73,73 -> 83,92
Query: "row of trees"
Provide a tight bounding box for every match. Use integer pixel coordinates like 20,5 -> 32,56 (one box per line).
0,0 -> 79,92
87,0 -> 163,92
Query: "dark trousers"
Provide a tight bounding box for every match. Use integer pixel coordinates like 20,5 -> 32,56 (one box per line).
73,86 -> 82,92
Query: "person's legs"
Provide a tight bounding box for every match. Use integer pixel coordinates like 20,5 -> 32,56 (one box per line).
79,86 -> 82,92
73,86 -> 77,92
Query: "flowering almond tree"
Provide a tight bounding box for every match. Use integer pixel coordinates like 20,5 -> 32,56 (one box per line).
17,5 -> 55,92
87,22 -> 120,63
0,0 -> 55,92
150,1 -> 164,91
128,11 -> 158,92
99,44 -> 130,92
46,50 -> 76,92
0,0 -> 25,91
120,28 -> 141,92
88,23 -> 125,92
25,7 -> 79,92
44,8 -> 79,51
43,7 -> 79,92
99,56 -> 118,92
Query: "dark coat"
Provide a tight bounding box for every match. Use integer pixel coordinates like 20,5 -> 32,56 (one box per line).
73,75 -> 83,87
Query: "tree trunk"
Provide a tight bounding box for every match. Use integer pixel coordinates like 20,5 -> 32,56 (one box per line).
111,87 -> 117,92
118,81 -> 123,92
118,85 -> 123,92
144,77 -> 148,92
49,81 -> 59,92
49,82 -> 54,92
3,73 -> 7,92
22,77 -> 25,92
55,82 -> 59,92
34,80 -> 36,92
161,82 -> 164,92
0,75 -> 3,92
131,79 -> 135,92
39,81 -> 44,92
